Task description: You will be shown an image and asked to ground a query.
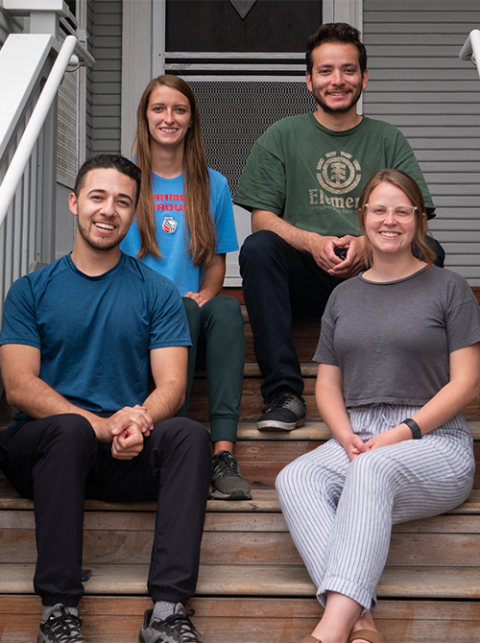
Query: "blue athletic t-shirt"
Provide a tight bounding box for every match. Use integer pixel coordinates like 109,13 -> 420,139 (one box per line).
120,168 -> 238,296
0,253 -> 191,420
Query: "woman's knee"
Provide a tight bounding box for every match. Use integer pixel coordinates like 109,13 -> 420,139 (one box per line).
182,297 -> 201,336
348,450 -> 396,494
201,296 -> 244,333
276,459 -> 306,503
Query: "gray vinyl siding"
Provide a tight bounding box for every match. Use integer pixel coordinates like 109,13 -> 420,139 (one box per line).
85,0 -> 95,160
91,0 -> 122,154
363,0 -> 480,285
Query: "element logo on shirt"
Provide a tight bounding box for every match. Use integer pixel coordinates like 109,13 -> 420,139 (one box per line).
162,216 -> 178,233
316,151 -> 361,195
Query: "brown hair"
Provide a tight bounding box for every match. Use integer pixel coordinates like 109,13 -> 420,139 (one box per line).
133,75 -> 216,266
357,169 -> 436,268
306,23 -> 367,76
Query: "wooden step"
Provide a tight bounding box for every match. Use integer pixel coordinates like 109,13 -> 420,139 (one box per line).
2,511 -> 480,568
2,596 -> 480,643
2,488 -> 480,570
1,483 -> 480,514
1,563 -> 480,600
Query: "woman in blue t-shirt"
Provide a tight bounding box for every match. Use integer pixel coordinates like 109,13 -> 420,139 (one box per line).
121,75 -> 250,500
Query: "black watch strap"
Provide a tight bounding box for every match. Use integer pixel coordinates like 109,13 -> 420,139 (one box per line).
403,417 -> 422,440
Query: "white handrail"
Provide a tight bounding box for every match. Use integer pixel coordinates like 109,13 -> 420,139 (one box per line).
459,29 -> 480,81
0,34 -> 77,229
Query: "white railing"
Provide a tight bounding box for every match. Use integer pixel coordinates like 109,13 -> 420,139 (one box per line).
0,2 -> 94,327
0,34 -> 77,228
459,29 -> 480,81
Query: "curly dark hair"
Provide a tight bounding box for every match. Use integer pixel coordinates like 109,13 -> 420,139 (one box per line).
306,23 -> 367,75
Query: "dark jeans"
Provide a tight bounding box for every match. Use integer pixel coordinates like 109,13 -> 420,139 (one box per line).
240,231 -> 342,400
179,296 -> 245,443
0,414 -> 211,607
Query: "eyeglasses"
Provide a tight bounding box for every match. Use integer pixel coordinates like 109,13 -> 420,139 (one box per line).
365,204 -> 417,223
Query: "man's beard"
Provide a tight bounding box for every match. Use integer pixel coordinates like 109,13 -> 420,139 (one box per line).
313,83 -> 363,115
77,220 -> 126,251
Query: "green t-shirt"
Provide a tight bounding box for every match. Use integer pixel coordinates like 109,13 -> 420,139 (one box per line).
234,114 -> 434,238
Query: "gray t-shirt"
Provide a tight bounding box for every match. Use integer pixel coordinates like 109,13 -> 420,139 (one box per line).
314,266 -> 480,407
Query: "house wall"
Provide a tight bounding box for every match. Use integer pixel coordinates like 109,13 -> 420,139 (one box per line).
85,0 -> 94,160
91,0 -> 122,154
363,0 -> 480,285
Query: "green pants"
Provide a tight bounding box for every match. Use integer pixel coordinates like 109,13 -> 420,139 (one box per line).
178,296 -> 245,443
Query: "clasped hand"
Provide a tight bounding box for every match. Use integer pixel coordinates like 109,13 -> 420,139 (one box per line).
344,424 -> 412,461
95,404 -> 154,460
309,234 -> 364,279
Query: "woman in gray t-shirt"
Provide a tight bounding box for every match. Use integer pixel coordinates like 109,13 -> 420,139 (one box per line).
276,169 -> 480,643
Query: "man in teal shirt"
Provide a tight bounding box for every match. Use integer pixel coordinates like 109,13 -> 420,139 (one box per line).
235,22 -> 443,431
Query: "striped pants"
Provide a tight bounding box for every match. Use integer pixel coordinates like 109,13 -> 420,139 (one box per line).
276,404 -> 475,612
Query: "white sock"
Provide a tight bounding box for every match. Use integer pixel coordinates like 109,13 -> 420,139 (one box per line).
152,600 -> 176,621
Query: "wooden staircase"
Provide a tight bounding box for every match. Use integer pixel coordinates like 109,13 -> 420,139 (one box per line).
0,289 -> 480,642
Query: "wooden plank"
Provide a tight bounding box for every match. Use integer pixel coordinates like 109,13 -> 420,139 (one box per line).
4,506 -> 480,535
2,597 -> 480,643
2,564 -> 480,599
2,527 -> 480,568
1,594 -> 479,621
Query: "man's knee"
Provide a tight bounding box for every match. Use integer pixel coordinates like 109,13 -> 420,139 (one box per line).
33,414 -> 96,451
240,230 -> 286,271
151,417 -> 210,450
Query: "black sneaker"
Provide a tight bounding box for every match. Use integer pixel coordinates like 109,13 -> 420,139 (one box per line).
257,393 -> 306,431
209,450 -> 252,500
38,605 -> 84,643
139,603 -> 202,643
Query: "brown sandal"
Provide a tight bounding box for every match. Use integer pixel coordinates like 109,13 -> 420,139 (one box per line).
348,630 -> 389,643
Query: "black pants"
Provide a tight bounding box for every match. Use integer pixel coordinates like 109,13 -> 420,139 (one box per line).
239,230 -> 445,400
240,230 -> 342,400
0,414 -> 211,607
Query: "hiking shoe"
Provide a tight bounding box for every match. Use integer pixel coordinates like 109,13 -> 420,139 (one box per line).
257,393 -> 306,431
38,604 -> 84,643
139,603 -> 202,643
209,450 -> 252,500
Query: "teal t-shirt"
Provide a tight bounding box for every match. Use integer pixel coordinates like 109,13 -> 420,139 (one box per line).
121,168 -> 238,296
234,114 -> 434,238
0,253 -> 191,420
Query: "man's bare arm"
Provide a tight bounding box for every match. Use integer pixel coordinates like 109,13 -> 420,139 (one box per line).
143,346 -> 188,423
0,344 -> 154,443
251,208 -> 364,278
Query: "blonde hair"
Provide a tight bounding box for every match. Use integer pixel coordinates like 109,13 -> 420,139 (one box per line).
133,75 -> 216,266
357,169 -> 436,269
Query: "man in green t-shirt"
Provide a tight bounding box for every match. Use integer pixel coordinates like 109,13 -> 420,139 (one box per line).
235,22 -> 443,431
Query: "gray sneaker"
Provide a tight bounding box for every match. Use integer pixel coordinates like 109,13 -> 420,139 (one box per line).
139,603 -> 202,643
257,393 -> 306,431
38,605 -> 84,643
209,451 -> 252,500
